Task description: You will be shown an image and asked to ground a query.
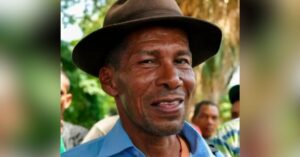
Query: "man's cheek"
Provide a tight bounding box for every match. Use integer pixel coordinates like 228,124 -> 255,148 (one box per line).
187,78 -> 196,93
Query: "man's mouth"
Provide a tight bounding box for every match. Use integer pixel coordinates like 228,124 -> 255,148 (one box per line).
205,127 -> 214,132
151,97 -> 184,113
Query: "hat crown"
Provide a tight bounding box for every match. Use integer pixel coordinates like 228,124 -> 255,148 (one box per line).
104,0 -> 183,26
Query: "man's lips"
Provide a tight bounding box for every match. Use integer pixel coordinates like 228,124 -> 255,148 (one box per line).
205,127 -> 215,132
151,97 -> 184,113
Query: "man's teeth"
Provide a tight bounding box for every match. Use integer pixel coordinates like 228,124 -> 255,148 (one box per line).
158,100 -> 179,105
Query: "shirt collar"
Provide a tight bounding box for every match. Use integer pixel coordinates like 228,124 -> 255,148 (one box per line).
98,119 -> 135,157
98,120 -> 214,157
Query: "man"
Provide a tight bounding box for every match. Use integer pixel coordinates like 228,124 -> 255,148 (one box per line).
192,100 -> 220,140
210,85 -> 240,157
63,0 -> 222,156
61,71 -> 88,151
229,85 -> 240,119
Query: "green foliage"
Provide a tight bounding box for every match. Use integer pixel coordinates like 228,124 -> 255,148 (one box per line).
219,95 -> 232,123
61,0 -> 118,129
61,0 -> 115,36
220,104 -> 232,122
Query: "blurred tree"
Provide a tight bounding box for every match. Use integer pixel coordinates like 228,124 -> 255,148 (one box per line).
61,0 -> 116,128
177,0 -> 240,121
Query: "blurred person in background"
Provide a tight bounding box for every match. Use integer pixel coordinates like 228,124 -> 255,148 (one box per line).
212,118 -> 240,157
192,100 -> 220,140
61,70 -> 88,151
210,84 -> 240,157
191,100 -> 224,157
229,85 -> 240,119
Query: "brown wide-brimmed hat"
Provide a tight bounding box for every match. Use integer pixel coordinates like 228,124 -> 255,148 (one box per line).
72,0 -> 222,77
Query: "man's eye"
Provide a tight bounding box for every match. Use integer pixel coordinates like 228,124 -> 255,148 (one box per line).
175,59 -> 190,65
139,59 -> 154,64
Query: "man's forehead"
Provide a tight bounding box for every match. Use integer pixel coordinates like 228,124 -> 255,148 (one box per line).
122,26 -> 190,57
200,105 -> 219,113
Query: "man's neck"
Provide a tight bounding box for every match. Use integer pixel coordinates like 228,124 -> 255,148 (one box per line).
133,134 -> 179,157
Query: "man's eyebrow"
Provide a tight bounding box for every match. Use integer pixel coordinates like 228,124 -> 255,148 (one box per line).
177,50 -> 192,57
128,50 -> 159,61
138,50 -> 160,55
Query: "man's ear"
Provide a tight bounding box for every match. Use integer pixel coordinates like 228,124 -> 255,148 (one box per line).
99,67 -> 118,96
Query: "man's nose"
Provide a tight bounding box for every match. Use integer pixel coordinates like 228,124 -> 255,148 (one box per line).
208,118 -> 214,124
155,63 -> 183,90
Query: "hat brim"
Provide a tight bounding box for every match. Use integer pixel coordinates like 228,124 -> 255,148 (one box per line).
72,16 -> 222,77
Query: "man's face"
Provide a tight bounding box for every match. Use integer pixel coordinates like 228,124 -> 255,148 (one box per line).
232,101 -> 240,119
193,105 -> 219,139
107,27 -> 195,136
60,73 -> 72,118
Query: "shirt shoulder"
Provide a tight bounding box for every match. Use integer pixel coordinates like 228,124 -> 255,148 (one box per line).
62,137 -> 105,157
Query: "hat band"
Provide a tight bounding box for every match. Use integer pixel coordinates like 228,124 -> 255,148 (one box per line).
104,9 -> 182,27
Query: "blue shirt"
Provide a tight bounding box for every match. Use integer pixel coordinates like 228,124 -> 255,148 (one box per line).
62,120 -> 216,157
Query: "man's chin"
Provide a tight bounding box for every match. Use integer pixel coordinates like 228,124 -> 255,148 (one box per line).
144,120 -> 185,136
